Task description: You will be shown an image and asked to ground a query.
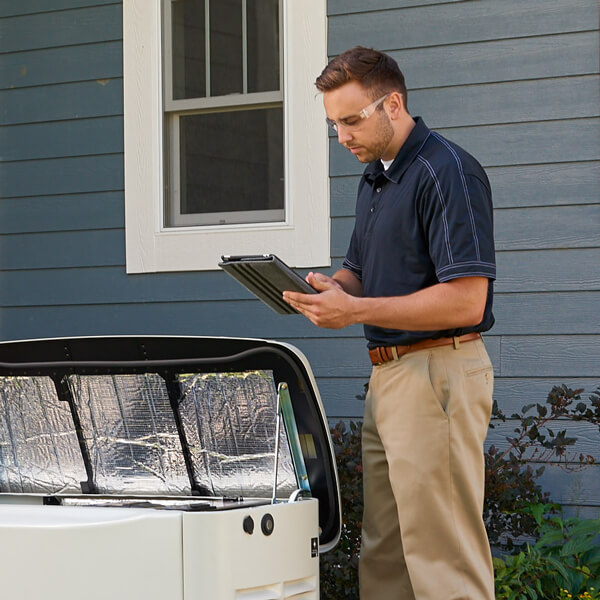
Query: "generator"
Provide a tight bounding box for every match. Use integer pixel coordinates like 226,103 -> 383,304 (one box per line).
0,336 -> 341,600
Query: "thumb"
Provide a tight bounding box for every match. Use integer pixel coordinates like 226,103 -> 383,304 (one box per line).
310,273 -> 335,292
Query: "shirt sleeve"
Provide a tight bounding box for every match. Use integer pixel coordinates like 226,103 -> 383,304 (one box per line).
418,159 -> 496,283
342,226 -> 363,281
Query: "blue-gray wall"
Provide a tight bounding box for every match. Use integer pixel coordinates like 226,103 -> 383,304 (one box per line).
1,0 -> 599,514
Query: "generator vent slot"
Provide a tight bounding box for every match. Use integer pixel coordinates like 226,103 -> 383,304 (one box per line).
234,576 -> 317,600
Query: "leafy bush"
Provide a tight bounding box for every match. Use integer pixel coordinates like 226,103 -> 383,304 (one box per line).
494,506 -> 600,598
485,385 -> 600,549
320,385 -> 600,599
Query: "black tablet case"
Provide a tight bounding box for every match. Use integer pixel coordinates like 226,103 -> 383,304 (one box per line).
219,254 -> 317,315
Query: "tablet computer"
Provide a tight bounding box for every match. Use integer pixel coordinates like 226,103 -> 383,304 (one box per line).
219,254 -> 317,315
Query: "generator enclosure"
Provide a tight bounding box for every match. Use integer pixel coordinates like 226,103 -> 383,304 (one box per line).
0,336 -> 342,600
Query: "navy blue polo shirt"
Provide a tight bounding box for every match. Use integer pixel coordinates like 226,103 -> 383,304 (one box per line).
342,117 -> 496,348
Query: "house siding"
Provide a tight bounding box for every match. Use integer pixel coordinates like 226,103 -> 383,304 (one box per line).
0,1 -> 599,512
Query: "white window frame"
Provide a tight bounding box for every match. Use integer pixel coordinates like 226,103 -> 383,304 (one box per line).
123,0 -> 329,273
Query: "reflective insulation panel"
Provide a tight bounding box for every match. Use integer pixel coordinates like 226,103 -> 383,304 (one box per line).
179,371 -> 297,498
0,376 -> 86,494
1,370 -> 298,500
68,374 -> 191,495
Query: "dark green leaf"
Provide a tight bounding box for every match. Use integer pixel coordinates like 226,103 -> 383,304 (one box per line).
561,536 -> 597,557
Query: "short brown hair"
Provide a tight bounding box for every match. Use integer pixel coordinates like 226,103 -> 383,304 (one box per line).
315,46 -> 407,105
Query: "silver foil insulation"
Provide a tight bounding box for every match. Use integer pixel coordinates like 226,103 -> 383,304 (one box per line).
0,371 -> 296,499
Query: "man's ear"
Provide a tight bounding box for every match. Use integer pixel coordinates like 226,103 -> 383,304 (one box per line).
387,91 -> 405,119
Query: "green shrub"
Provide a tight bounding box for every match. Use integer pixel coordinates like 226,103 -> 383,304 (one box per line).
493,506 -> 600,598
486,385 -> 600,549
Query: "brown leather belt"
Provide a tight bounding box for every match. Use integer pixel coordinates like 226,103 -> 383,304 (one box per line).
369,332 -> 481,366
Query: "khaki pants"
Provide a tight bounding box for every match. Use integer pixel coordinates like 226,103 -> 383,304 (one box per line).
359,338 -> 495,600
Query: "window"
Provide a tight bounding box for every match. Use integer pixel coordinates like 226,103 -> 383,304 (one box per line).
123,0 -> 329,273
165,0 -> 284,227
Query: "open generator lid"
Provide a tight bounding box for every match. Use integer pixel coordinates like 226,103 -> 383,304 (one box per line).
0,336 -> 341,550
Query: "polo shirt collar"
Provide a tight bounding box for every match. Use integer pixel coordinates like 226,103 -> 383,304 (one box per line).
363,116 -> 431,185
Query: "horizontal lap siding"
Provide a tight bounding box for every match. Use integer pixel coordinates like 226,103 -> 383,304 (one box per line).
328,0 -> 598,52
0,2 -> 125,309
0,1 -> 118,19
0,1 -> 598,509
0,80 -> 123,125
0,4 -> 122,52
0,42 -> 122,90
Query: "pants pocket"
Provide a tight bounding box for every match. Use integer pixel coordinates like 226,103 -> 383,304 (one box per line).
464,364 -> 493,378
427,351 -> 450,417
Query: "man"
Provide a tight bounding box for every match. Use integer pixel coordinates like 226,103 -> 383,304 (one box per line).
283,47 -> 496,599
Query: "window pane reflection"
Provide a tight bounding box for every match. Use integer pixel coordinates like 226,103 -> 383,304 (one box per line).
174,107 -> 284,226
247,0 -> 280,93
171,0 -> 280,99
172,0 -> 206,99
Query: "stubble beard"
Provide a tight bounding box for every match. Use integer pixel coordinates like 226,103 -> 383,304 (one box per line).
354,112 -> 395,163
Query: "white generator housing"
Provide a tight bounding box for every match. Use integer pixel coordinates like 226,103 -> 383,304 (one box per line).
0,336 -> 341,600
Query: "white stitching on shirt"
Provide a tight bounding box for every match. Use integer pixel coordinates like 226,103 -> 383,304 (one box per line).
431,132 -> 482,262
416,155 -> 453,264
437,260 -> 496,274
342,259 -> 363,280
438,270 -> 496,282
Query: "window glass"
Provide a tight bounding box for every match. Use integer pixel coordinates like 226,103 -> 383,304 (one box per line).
172,0 -> 206,99
171,0 -> 280,99
209,0 -> 243,96
247,0 -> 280,93
171,107 -> 284,226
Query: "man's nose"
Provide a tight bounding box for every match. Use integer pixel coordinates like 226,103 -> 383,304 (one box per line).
337,125 -> 352,144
